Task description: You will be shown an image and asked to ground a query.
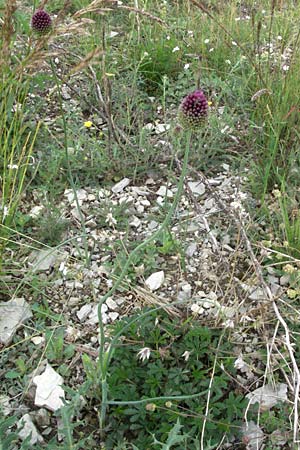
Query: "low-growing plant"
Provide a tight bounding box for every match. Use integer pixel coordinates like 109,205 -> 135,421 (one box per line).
83,308 -> 246,449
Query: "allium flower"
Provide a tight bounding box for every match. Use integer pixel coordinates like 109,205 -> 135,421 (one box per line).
31,10 -> 52,35
178,90 -> 208,130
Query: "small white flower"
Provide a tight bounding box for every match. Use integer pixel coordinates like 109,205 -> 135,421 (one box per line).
282,64 -> 289,71
143,51 -> 149,57
58,262 -> 68,277
209,47 -> 214,52
1,205 -> 9,221
204,38 -> 210,44
223,319 -> 235,328
184,63 -> 190,70
232,41 -> 238,46
182,350 -> 191,361
137,347 -> 151,362
262,9 -> 266,14
172,46 -> 180,53
187,30 -> 193,37
7,164 -> 18,169
277,35 -> 282,41
166,35 -> 170,40
221,125 -> 230,134
225,59 -> 231,65
105,212 -> 117,226
235,17 -> 241,21
230,200 -> 242,210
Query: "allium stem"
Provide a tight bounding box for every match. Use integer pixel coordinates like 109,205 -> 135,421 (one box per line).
97,131 -> 192,434
49,58 -> 90,267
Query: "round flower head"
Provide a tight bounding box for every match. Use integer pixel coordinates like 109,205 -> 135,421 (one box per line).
31,10 -> 52,35
178,89 -> 208,130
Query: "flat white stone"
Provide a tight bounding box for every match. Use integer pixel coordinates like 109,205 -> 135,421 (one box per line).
18,414 -> 44,445
190,304 -> 204,314
148,220 -> 158,230
131,187 -> 150,196
109,312 -> 119,321
76,304 -> 92,321
0,298 -> 32,345
0,395 -> 12,416
130,216 -> 141,228
31,336 -> 45,345
145,271 -> 165,291
246,383 -> 288,410
144,123 -> 155,131
108,31 -> 119,38
188,181 -> 205,196
155,123 -> 170,134
156,186 -> 173,197
87,304 -> 108,325
242,421 -> 264,450
106,298 -> 118,310
30,248 -> 59,272
112,178 -> 130,194
65,188 -> 87,205
186,243 -> 197,257
29,205 -> 44,218
33,364 -> 65,412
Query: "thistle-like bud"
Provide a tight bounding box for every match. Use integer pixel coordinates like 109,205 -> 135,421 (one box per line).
31,10 -> 52,35
178,89 -> 208,130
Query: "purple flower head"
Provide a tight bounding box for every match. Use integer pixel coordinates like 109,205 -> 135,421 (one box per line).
31,10 -> 52,35
178,89 -> 208,130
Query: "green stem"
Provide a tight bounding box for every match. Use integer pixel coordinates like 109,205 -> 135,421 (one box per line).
97,131 -> 192,432
49,58 -> 90,267
107,390 -> 208,406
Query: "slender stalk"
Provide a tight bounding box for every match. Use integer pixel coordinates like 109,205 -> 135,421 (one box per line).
97,131 -> 192,433
49,58 -> 90,267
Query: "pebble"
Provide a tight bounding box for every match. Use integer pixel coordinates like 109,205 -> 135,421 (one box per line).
148,220 -> 158,230
112,178 -> 130,194
145,271 -> 165,291
106,298 -> 118,310
156,186 -> 173,197
186,243 -> 197,257
191,304 -> 204,314
130,216 -> 141,228
109,312 -> 119,321
77,304 -> 92,321
188,181 -> 205,195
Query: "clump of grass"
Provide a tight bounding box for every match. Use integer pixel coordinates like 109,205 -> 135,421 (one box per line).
135,34 -> 185,94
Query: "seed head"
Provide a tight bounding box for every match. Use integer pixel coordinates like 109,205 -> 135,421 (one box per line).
31,10 -> 52,35
178,89 -> 208,130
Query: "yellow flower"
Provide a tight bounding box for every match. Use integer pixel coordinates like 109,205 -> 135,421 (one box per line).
283,264 -> 295,274
207,101 -> 213,106
84,121 -> 93,128
145,403 -> 156,411
287,289 -> 298,299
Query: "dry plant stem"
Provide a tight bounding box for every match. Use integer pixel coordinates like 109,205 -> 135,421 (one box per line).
49,59 -> 91,267
200,336 -> 221,450
89,65 -> 120,145
97,132 -> 192,434
188,164 -> 300,443
0,0 -> 17,70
